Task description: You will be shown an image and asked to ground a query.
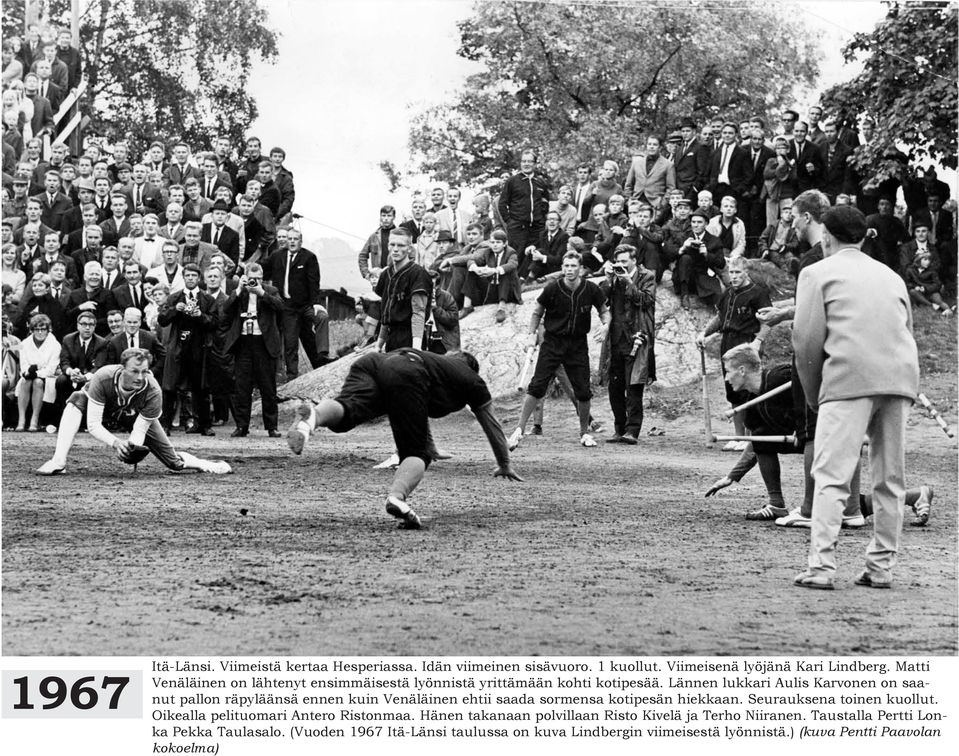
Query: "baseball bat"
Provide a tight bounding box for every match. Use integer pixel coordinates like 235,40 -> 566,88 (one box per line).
917,393 -> 955,438
723,381 -> 793,418
517,343 -> 538,392
711,434 -> 797,444
699,344 -> 713,445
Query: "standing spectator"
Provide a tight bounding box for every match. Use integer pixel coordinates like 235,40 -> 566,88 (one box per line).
571,163 -> 594,225
708,123 -> 750,202
792,205 -> 919,590
262,227 -> 326,379
199,154 -> 232,202
234,193 -> 273,263
37,169 -> 73,232
436,186 -> 470,246
806,105 -> 827,146
268,147 -> 296,223
818,119 -> 855,202
399,197 -> 427,243
158,263 -> 216,435
235,136 -> 264,195
31,41 -> 69,90
864,197 -> 908,272
762,136 -> 798,227
213,134 -> 239,186
911,193 -> 954,250
587,160 -> 623,215
148,239 -> 186,293
357,205 -> 397,281
414,213 -> 439,269
181,178 -> 211,223
222,262 -> 283,437
791,121 -> 825,194
163,142 -> 202,188
741,129 -> 774,254
600,244 -> 656,445
113,259 -> 148,315
15,272 -> 67,340
674,118 -> 711,200
624,134 -> 676,209
33,59 -> 64,113
498,150 -> 551,270
201,200 -> 241,265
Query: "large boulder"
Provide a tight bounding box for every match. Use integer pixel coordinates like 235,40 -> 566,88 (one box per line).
275,276 -> 721,404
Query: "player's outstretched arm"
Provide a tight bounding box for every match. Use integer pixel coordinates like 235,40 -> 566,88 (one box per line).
473,401 -> 524,482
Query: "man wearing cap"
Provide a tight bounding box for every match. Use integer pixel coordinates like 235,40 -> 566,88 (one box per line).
792,205 -> 919,590
8,175 -> 31,221
672,209 -> 725,310
624,134 -> 676,209
201,199 -> 240,265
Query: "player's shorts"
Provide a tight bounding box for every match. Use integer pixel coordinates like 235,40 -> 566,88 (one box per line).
526,334 -> 592,402
67,391 -> 183,470
330,352 -> 432,466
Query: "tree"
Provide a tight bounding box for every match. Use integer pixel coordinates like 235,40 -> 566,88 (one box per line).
821,1 -> 958,177
406,1 -> 820,187
3,0 -> 278,155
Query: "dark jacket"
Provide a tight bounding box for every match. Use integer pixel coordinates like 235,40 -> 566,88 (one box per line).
220,284 -> 283,358
498,171 -> 552,226
59,332 -> 110,374
262,248 -> 321,307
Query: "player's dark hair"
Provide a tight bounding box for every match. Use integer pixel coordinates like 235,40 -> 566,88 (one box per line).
458,351 -> 480,374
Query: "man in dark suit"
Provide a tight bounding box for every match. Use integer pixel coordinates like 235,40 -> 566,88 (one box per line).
201,200 -> 240,265
707,123 -> 751,203
399,198 -> 426,243
235,194 -> 273,263
527,210 -> 570,279
157,264 -> 217,434
35,169 -> 73,232
163,143 -> 202,188
33,59 -> 64,113
262,227 -> 326,380
99,193 -> 132,247
198,156 -> 233,201
221,262 -> 283,437
64,260 -> 118,336
106,307 -> 164,378
818,120 -> 855,202
70,225 -> 104,274
672,210 -> 726,309
55,29 -> 83,90
122,164 -> 166,216
30,41 -> 69,90
35,230 -> 80,287
791,121 -> 825,194
113,260 -> 149,315
911,193 -> 955,249
22,73 -> 55,137
741,129 -> 775,254
674,118 -> 711,200
54,310 -> 110,413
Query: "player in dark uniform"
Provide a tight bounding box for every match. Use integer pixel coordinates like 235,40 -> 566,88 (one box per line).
286,349 -> 522,529
508,251 -> 610,449
36,348 -> 232,475
696,254 -> 771,449
374,227 -> 433,352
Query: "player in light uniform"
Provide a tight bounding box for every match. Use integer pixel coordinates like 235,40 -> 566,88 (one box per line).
36,348 -> 231,475
287,349 -> 522,529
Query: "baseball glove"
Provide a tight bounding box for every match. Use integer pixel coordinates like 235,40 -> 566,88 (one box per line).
117,443 -> 150,465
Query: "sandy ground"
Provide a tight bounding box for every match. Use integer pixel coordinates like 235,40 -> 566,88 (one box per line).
2,383 -> 956,657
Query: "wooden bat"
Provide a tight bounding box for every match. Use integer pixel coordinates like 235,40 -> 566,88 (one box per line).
517,343 -> 538,393
699,344 -> 713,446
712,434 -> 798,444
917,393 -> 955,438
723,381 -> 793,418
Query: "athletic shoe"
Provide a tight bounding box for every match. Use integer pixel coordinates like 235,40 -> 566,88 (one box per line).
775,508 -> 811,528
841,514 -> 866,529
385,495 -> 422,530
507,427 -> 523,450
373,453 -> 400,469
431,448 -> 453,461
286,402 -> 314,455
180,455 -> 232,474
745,504 -> 789,521
36,459 -> 65,476
530,425 -> 543,436
912,485 -> 933,526
580,433 -> 597,448
620,435 -> 638,445
793,570 -> 835,590
853,571 -> 892,589
722,440 -> 739,452
607,434 -> 625,444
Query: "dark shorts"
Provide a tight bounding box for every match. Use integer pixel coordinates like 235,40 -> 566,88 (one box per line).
331,352 -> 433,466
527,334 -> 592,402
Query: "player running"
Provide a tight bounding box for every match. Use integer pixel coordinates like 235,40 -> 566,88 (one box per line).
286,349 -> 522,529
37,348 -> 231,476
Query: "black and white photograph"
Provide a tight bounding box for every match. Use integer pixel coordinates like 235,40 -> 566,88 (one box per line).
1,0 -> 957,750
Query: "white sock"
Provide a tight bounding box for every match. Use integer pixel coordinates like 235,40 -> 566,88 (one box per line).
51,404 -> 82,466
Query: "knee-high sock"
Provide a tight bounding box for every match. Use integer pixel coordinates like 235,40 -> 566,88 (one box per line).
389,457 -> 426,501
860,488 -> 920,518
50,403 -> 82,466
756,452 -> 785,508
516,394 -> 537,433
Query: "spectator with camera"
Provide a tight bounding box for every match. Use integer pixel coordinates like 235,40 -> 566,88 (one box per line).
221,262 -> 282,438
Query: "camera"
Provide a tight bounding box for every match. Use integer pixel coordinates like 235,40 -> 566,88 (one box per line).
245,278 -> 260,288
611,264 -> 628,274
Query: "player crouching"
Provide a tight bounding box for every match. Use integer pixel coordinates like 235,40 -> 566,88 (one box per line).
37,349 -> 231,476
287,349 -> 522,529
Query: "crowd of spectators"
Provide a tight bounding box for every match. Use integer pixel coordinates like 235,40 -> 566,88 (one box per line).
1,22 -> 956,443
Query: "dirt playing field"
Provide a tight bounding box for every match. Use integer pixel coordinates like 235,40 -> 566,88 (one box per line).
3,371 -> 955,658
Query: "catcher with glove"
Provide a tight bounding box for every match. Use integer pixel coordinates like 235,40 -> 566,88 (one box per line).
37,348 -> 231,476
